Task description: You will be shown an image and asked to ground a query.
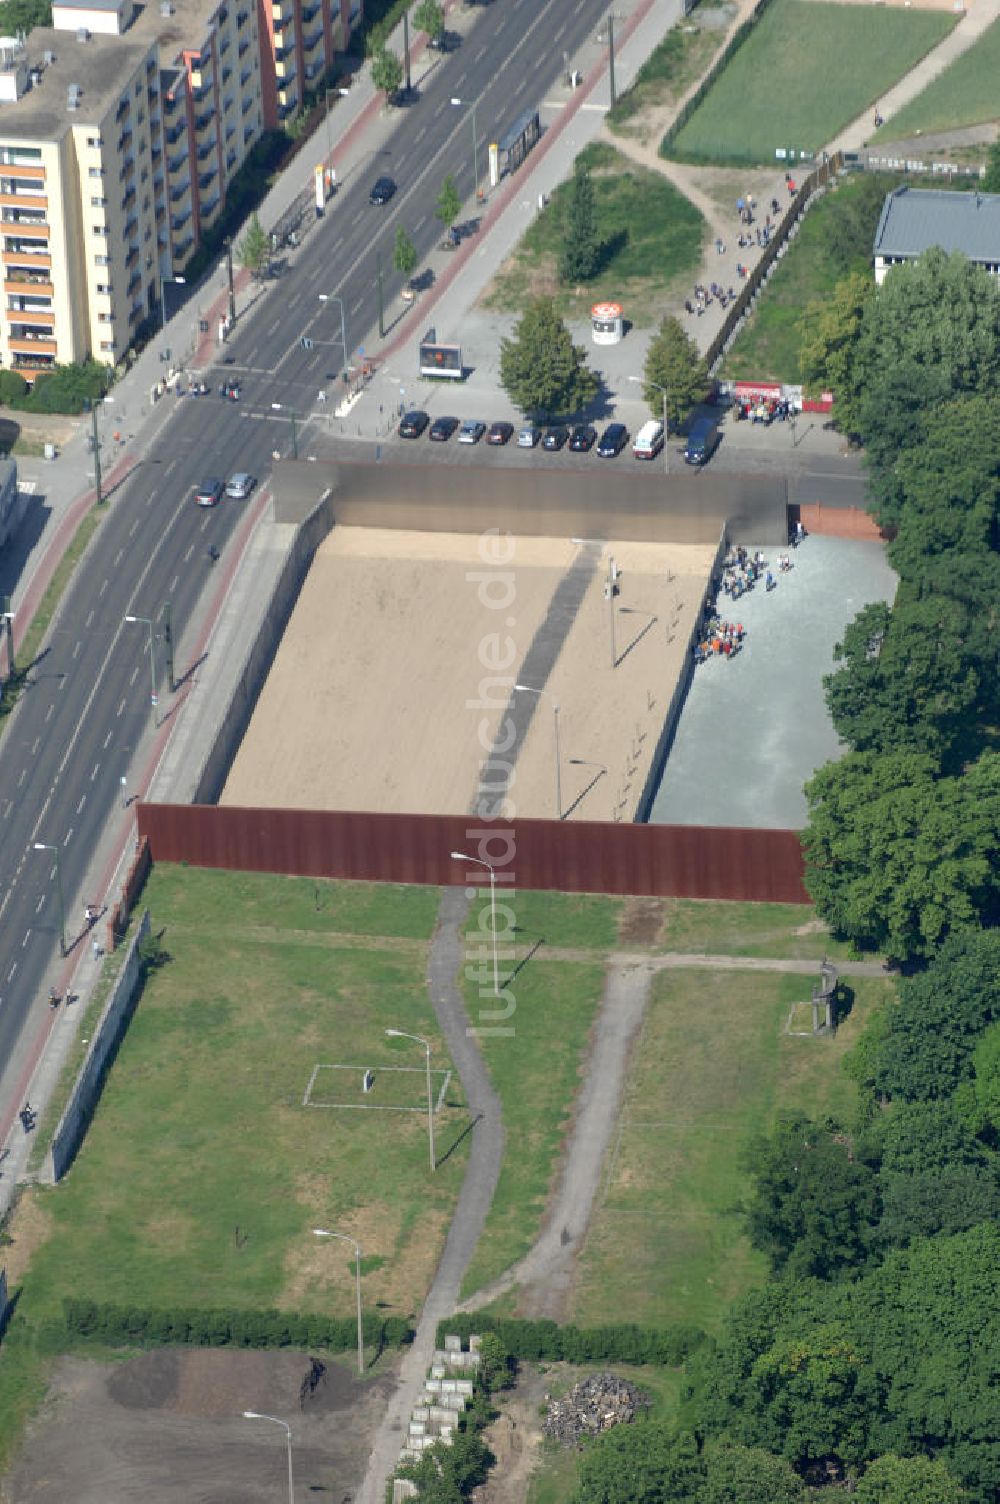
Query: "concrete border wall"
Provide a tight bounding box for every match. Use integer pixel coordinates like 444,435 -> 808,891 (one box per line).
192,491 -> 336,804
0,1268 -> 9,1341
48,909 -> 151,1183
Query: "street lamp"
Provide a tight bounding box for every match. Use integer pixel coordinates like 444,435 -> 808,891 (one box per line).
1,601 -> 15,679
311,1229 -> 365,1373
450,851 -> 498,996
450,96 -> 480,202
628,374 -> 668,474
317,293 -> 348,377
33,840 -> 66,956
385,1028 -> 436,1170
242,1412 -> 294,1504
123,614 -> 157,714
513,683 -> 561,819
159,274 -> 186,331
271,403 -> 298,459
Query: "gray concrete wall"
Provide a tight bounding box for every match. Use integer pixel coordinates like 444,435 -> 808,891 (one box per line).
48,909 -> 150,1183
0,458 -> 25,551
0,1268 -> 9,1341
193,490 -> 335,804
272,458 -> 790,546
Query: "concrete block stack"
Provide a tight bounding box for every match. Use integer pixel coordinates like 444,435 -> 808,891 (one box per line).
396,1334 -> 482,1468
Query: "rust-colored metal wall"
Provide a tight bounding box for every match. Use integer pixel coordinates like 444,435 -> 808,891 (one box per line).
137,803 -> 810,904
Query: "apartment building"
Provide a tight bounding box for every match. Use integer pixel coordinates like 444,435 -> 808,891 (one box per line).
0,0 -> 357,378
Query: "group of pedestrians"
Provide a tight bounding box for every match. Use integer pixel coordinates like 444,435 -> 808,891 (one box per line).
693,529 -> 806,667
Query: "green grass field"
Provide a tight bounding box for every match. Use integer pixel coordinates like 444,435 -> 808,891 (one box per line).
656,897 -> 857,960
465,888 -> 622,953
16,866 -> 460,1331
721,172 -> 898,383
460,957 -> 607,1296
666,0 -> 955,165
484,142 -> 705,323
875,17 -> 1000,138
570,966 -> 895,1333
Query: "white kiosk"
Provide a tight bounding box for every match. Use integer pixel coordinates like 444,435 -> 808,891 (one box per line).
591,301 -> 624,346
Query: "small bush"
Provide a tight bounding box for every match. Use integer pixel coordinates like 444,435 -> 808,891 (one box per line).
435,1316 -> 708,1367
61,1299 -> 415,1353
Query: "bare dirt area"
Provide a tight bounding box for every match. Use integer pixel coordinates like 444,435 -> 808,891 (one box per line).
222,528 -> 714,822
4,1346 -> 398,1504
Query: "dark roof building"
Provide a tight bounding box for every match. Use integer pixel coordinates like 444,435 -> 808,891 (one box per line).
872,184 -> 1000,284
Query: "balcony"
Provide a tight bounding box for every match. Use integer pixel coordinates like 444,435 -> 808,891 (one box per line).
194,109 -> 214,131
115,96 -> 130,123
301,0 -> 321,19
118,129 -> 133,155
4,229 -> 50,251
238,37 -> 250,56
242,93 -> 256,115
126,272 -> 142,296
12,352 -> 56,375
172,209 -> 191,230
198,169 -> 217,191
1,211 -> 48,231
10,334 -> 57,356
4,274 -> 52,292
0,186 -> 47,205
9,314 -> 56,336
240,66 -> 253,85
197,141 -> 215,161
303,27 -> 324,51
170,179 -> 191,202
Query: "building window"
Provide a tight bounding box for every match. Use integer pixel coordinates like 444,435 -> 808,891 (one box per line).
100,339 -> 115,351
88,166 -> 103,178
95,254 -> 109,266
86,135 -> 102,148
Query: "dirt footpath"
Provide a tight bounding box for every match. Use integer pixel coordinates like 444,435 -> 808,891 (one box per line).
222,528 -> 714,821
4,1347 -> 397,1504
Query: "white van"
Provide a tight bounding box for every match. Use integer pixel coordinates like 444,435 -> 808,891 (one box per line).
633,420 -> 664,460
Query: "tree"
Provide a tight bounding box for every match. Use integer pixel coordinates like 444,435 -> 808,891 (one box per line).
236,212 -> 270,279
742,1114 -> 879,1280
855,1454 -> 967,1503
371,46 -> 403,101
961,1020 -> 1000,1134
801,749 -> 1000,962
799,270 -> 871,407
393,225 -> 418,278
0,0 -> 51,30
698,1441 -> 805,1503
982,139 -> 1000,194
642,316 -> 707,430
573,1424 -> 701,1504
499,296 -> 599,420
872,931 -> 1000,1101
822,597 -> 981,769
412,0 -> 444,38
476,1331 -> 512,1392
0,369 -> 29,407
436,174 -> 461,228
559,160 -> 601,282
840,249 -> 1000,526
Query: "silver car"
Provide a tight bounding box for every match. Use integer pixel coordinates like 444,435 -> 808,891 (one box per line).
226,472 -> 256,499
517,425 -> 542,448
458,419 -> 486,445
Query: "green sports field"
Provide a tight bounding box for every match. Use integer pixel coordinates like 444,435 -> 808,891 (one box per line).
666,0 -> 955,165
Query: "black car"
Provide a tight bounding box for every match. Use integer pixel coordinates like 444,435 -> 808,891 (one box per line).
542,425 -> 569,451
194,477 -> 223,507
486,421 -> 514,446
596,422 -> 629,457
568,424 -> 597,452
429,415 -> 460,441
398,409 -> 430,438
370,175 -> 397,205
427,28 -> 456,49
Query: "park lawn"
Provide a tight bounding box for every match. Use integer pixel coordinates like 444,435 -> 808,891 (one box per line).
141,862 -> 440,939
657,897 -> 860,961
460,959 -> 607,1297
484,142 -> 706,324
16,912 -> 466,1331
570,967 -> 895,1333
875,16 -> 1000,138
465,887 -> 622,954
667,0 -> 955,165
722,172 -> 896,383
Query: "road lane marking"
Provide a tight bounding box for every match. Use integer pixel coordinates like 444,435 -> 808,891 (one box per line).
63,826 -> 73,845
91,763 -> 99,781
72,640 -> 82,659
169,575 -> 179,593
99,579 -> 109,597
351,297 -> 364,315
85,610 -> 95,629
474,44 -> 487,62
7,963 -> 16,983
103,731 -> 112,749
117,698 -> 126,717
130,665 -> 139,685
35,895 -> 44,913
45,704 -> 54,722
129,518 -> 139,536
183,544 -> 194,562
76,795 -> 86,814
31,737 -> 39,756
114,549 -> 124,568
21,929 -> 30,948
18,768 -> 26,787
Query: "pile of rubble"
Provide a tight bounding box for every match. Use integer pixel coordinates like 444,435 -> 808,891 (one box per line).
543,1373 -> 650,1447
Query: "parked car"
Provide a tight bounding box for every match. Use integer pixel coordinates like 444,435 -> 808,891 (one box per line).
542,425 -> 569,451
486,421 -> 514,446
427,28 -> 456,49
429,415 -> 460,442
194,477 -> 223,507
225,472 -> 256,499
517,425 -> 542,448
633,420 -> 664,459
458,419 -> 486,444
398,409 -> 430,438
684,415 -> 720,465
596,422 -> 629,457
369,175 -> 396,205
568,424 -> 597,452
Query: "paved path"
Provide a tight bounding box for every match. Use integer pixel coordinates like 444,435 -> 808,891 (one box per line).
356,884 -> 505,1504
459,955 -> 655,1319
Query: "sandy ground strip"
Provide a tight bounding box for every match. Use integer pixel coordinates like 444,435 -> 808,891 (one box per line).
222,527 -> 714,820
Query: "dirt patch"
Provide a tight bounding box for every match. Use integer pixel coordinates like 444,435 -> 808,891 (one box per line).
5,1346 -> 398,1504
471,1366 -> 552,1504
0,1190 -> 54,1285
617,899 -> 664,948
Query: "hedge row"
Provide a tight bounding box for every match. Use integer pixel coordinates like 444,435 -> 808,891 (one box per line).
436,1316 -> 707,1366
64,1299 -> 413,1351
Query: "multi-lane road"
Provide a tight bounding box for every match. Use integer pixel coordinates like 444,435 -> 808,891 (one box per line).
0,0 -> 621,1132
